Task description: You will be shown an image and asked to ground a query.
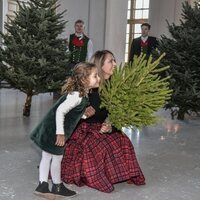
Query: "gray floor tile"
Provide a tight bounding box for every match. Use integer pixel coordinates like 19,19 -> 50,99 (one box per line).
0,89 -> 200,200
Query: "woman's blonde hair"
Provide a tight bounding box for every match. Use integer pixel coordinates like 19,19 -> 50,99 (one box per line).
90,50 -> 115,87
62,62 -> 96,97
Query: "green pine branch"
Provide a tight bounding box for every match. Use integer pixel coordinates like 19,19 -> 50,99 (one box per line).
100,53 -> 172,130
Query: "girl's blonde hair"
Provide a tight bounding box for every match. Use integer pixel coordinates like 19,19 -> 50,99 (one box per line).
62,62 -> 96,97
90,50 -> 115,87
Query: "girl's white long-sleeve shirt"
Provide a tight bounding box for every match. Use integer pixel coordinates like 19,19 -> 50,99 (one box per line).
55,92 -> 82,135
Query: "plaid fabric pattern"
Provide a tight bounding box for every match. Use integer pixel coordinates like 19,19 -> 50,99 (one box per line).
61,122 -> 145,193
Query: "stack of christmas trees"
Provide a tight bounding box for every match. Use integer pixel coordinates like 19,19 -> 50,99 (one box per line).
154,1 -> 200,120
0,0 -> 69,116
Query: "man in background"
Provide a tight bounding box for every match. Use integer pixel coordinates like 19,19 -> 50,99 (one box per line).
129,23 -> 157,63
68,19 -> 93,69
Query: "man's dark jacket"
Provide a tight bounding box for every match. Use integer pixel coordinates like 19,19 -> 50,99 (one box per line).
129,36 -> 157,63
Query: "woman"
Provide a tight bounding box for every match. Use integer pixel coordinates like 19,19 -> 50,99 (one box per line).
61,50 -> 145,193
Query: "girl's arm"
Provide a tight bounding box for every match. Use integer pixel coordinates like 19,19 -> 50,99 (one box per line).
82,106 -> 96,119
55,92 -> 82,146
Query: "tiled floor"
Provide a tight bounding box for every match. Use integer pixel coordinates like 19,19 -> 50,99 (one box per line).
0,89 -> 200,200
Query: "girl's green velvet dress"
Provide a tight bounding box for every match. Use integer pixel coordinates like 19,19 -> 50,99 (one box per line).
30,94 -> 88,155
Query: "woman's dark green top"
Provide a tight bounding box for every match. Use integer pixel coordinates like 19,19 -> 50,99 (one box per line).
30,93 -> 88,155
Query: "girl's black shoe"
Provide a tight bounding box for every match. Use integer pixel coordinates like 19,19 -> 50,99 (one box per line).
34,181 -> 55,200
51,183 -> 77,198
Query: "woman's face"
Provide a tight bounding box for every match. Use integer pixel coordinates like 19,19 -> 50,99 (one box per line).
102,53 -> 116,80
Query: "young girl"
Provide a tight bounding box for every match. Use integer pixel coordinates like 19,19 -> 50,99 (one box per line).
30,62 -> 99,199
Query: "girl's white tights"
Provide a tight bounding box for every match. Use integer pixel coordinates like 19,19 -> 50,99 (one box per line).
39,151 -> 63,184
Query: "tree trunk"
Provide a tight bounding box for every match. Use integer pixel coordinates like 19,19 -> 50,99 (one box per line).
177,109 -> 185,120
23,92 -> 33,117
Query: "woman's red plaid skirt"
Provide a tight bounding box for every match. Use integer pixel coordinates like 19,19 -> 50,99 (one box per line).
61,122 -> 145,193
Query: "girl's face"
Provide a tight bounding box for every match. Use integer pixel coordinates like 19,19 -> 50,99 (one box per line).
102,53 -> 116,80
88,68 -> 100,89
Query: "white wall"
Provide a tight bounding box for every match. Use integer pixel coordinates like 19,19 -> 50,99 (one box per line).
87,0 -> 106,51
57,0 -> 106,52
105,0 -> 128,63
0,0 -> 2,34
1,0 -> 8,34
58,0 -> 128,63
57,0 -> 90,38
0,0 -> 132,63
4,0 -> 193,62
149,0 -> 191,38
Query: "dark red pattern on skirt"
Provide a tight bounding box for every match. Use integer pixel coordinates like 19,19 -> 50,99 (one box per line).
61,122 -> 145,193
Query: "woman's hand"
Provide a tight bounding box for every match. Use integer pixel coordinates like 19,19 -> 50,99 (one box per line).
100,122 -> 112,134
84,106 -> 96,118
55,134 -> 65,146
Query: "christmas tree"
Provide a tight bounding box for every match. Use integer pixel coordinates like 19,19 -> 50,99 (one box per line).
154,1 -> 200,120
0,0 -> 69,116
100,53 -> 172,130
